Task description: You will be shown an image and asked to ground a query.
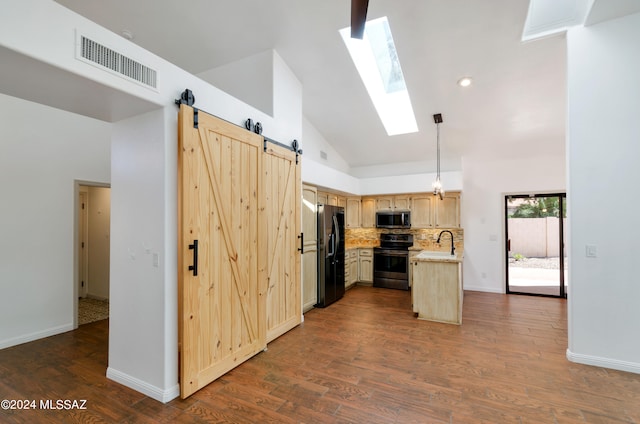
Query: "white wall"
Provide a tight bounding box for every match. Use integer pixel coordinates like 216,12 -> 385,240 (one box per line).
300,116 -> 463,197
109,108 -> 173,399
302,116 -> 351,174
197,50 -> 274,116
566,12 -> 640,373
87,186 -> 110,300
0,93 -> 110,349
461,154 -> 565,293
359,171 -> 463,196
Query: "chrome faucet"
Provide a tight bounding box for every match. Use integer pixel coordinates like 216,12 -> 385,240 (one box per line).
436,230 -> 455,256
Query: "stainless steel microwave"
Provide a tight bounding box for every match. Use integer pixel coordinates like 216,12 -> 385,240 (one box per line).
376,211 -> 411,229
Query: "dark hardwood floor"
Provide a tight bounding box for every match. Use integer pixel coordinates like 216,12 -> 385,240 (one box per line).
1,287 -> 639,423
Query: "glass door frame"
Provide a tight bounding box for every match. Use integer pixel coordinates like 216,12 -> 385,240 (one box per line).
505,193 -> 567,298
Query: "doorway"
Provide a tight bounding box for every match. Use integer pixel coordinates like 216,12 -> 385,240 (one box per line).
505,193 -> 567,298
76,183 -> 111,326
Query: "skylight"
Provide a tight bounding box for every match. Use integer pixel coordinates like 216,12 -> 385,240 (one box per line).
340,16 -> 418,136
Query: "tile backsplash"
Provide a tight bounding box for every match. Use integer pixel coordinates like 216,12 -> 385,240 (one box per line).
345,227 -> 464,253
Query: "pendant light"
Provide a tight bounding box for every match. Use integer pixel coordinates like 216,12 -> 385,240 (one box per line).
432,113 -> 444,200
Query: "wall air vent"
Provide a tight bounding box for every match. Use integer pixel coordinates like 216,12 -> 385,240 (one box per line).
77,34 -> 157,90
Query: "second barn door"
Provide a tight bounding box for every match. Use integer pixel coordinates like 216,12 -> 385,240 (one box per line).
178,104 -> 266,399
264,142 -> 301,342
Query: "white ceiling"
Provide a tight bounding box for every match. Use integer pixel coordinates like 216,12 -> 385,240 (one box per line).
54,0 -> 567,175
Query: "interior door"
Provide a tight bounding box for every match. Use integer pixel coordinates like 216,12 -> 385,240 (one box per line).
178,104 -> 266,399
301,185 -> 318,312
264,142 -> 301,342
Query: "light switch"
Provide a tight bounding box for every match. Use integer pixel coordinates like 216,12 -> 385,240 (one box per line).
586,244 -> 597,258
153,253 -> 160,267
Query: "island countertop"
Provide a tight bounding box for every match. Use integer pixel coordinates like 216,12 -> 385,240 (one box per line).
412,250 -> 463,263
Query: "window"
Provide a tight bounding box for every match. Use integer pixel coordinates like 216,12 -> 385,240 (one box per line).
340,17 -> 418,136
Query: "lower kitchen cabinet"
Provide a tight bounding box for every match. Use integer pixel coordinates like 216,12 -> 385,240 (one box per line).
346,249 -> 358,289
358,248 -> 373,284
408,250 -> 420,287
412,259 -> 463,325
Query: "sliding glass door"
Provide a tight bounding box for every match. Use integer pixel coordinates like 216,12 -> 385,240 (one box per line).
505,194 -> 567,298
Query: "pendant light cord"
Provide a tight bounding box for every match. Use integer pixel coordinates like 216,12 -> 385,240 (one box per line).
436,122 -> 441,180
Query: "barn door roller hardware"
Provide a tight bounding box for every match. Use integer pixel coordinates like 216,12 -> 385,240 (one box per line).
175,89 -> 198,128
292,140 -> 303,164
245,118 -> 263,134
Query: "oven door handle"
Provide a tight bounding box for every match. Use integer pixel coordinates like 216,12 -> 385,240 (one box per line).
374,250 -> 410,257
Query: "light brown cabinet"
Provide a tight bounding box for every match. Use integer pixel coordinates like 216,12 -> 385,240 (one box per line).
317,191 -> 339,206
317,191 -> 328,206
411,192 -> 461,228
412,259 -> 462,325
361,197 -> 376,228
411,194 -> 434,228
358,248 -> 373,283
346,197 -> 361,228
346,249 -> 358,289
408,250 -> 420,287
312,189 -> 460,229
435,192 -> 460,228
302,184 -> 318,313
376,195 -> 411,211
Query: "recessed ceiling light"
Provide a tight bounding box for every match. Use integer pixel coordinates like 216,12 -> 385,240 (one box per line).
121,30 -> 134,41
457,77 -> 472,87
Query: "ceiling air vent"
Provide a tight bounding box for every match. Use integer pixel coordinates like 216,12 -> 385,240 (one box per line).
77,34 -> 157,90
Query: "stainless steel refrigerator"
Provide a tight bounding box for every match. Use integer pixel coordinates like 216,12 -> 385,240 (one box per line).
316,204 -> 345,307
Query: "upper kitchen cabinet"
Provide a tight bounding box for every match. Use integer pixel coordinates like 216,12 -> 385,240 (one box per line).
317,191 -> 328,205
376,195 -> 411,211
412,191 -> 460,228
435,192 -> 460,228
317,191 -> 338,206
361,197 -> 376,228
345,197 -> 361,228
411,194 -> 434,228
337,196 -> 347,209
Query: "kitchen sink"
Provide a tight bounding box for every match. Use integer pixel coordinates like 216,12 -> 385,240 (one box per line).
415,250 -> 457,260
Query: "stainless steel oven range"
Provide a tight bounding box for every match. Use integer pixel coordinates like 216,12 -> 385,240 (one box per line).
373,233 -> 413,290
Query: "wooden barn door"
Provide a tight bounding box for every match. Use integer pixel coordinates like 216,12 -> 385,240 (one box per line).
264,143 -> 301,343
178,105 -> 266,399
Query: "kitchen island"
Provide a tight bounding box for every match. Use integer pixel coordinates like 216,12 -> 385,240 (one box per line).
411,251 -> 463,325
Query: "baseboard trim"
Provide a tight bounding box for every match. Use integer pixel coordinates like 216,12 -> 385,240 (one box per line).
566,349 -> 640,375
463,286 -> 504,294
0,323 -> 74,350
106,367 -> 180,403
85,294 -> 109,301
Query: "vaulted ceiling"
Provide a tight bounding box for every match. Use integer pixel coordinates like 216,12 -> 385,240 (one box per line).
55,0 -> 567,176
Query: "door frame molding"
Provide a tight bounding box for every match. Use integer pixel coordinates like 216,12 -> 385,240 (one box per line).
73,180 -> 111,329
504,192 -> 567,298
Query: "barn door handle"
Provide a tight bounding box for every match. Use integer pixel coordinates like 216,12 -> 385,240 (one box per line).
298,233 -> 304,254
189,240 -> 198,276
